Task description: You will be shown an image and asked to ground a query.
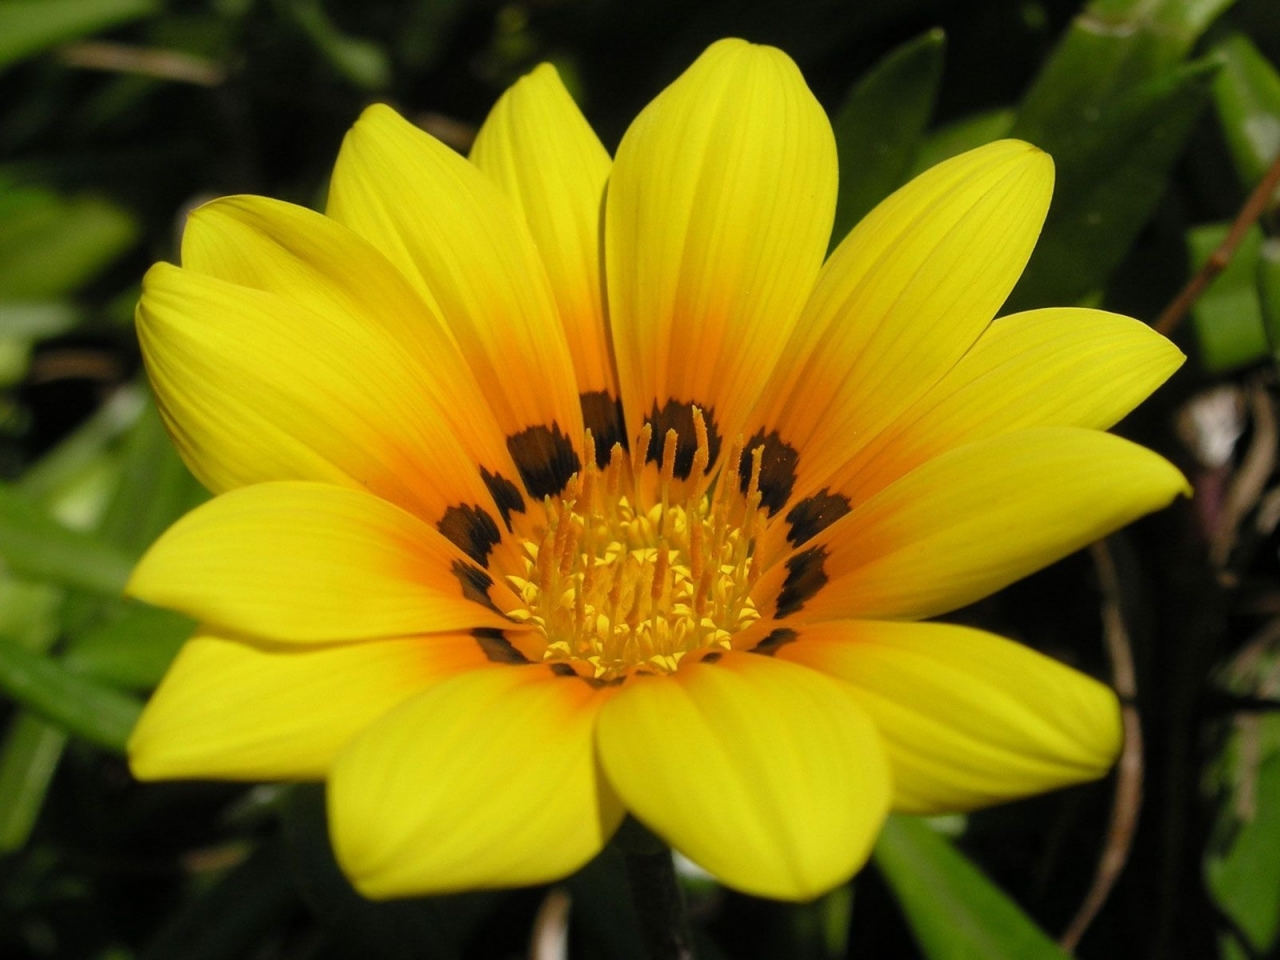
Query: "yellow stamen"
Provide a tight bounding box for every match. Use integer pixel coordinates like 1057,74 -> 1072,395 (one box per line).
504,420 -> 768,680
631,423 -> 652,492
690,406 -> 710,495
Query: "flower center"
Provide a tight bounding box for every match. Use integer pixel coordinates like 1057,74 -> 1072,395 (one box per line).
505,409 -> 766,681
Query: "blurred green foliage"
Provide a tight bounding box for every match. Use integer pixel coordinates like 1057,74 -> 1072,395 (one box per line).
0,0 -> 1278,957
0,0 -> 157,69
1189,222 -> 1268,371
1205,714 -> 1280,956
828,29 -> 945,249
875,815 -> 1072,960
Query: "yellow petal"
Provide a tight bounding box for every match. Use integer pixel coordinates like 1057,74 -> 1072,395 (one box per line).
328,666 -> 622,897
763,307 -> 1184,556
755,427 -> 1189,622
180,196 -> 525,510
328,104 -> 585,498
604,38 -> 837,481
129,629 -> 493,780
828,307 -> 1184,504
138,263 -> 508,537
128,482 -> 515,642
743,141 -> 1053,516
776,620 -> 1122,812
596,652 -> 889,900
470,64 -> 620,454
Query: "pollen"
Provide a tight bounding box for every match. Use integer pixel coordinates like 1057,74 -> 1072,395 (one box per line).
505,408 -> 766,680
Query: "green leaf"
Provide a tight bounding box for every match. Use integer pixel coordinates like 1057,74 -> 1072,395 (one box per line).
1206,715 -> 1280,951
104,282 -> 142,327
0,714 -> 66,852
0,0 -> 158,69
96,397 -> 206,558
0,301 -> 81,338
1005,0 -> 1232,308
0,575 -> 62,649
0,482 -> 134,595
908,108 -> 1016,177
1007,59 -> 1218,310
1220,931 -> 1250,960
1210,34 -> 1280,196
281,0 -> 391,91
1013,0 -> 1237,152
874,814 -> 1071,960
0,302 -> 82,387
0,184 -> 138,299
0,338 -> 30,387
829,29 -> 945,248
0,638 -> 141,752
64,603 -> 192,690
1188,222 -> 1268,372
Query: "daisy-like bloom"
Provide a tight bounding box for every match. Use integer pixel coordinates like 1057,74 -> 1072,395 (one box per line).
127,39 -> 1188,901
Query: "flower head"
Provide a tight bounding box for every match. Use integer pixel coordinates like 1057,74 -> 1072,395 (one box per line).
127,39 -> 1188,901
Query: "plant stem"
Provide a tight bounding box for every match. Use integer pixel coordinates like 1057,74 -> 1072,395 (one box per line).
1152,150 -> 1280,336
621,842 -> 695,960
1060,538 -> 1144,952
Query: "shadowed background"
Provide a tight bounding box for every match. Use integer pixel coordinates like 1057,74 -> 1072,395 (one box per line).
1,0 -> 1279,957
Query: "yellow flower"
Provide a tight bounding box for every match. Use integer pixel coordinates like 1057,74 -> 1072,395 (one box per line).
126,38 -> 1188,901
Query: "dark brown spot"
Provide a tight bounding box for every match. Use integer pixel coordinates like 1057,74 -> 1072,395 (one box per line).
507,422 -> 581,499
580,391 -> 628,467
472,627 -> 529,664
751,628 -> 798,655
549,662 -> 626,687
480,468 -> 525,530
739,430 -> 799,516
644,399 -> 721,479
786,489 -> 852,546
700,651 -> 724,664
450,559 -> 500,613
775,547 -> 828,618
506,422 -> 583,499
437,504 -> 501,566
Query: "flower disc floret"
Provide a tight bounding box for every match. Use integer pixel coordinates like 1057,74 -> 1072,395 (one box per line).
507,409 -> 764,680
